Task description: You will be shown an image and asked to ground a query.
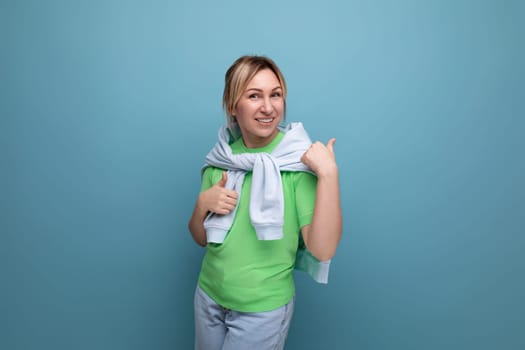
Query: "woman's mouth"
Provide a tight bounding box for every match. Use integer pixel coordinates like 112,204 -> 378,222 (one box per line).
255,117 -> 274,123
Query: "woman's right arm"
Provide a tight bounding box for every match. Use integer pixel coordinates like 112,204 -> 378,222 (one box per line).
188,172 -> 238,246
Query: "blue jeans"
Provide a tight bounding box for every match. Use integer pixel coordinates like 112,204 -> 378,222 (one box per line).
194,285 -> 295,350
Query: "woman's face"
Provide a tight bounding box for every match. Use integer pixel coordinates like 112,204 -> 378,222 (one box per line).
232,69 -> 284,148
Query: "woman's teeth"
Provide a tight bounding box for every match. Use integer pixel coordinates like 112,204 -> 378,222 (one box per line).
256,118 -> 274,123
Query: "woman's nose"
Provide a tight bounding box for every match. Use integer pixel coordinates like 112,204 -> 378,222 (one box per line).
260,97 -> 273,114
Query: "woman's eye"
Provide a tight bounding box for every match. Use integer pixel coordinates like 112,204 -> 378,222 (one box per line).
249,94 -> 259,99
271,92 -> 282,98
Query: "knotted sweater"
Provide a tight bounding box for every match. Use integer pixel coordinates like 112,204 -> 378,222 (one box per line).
202,122 -> 330,284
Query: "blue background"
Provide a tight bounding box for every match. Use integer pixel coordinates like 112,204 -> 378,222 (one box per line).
2,0 -> 524,349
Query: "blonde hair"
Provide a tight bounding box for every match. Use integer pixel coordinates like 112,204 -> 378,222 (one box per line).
222,55 -> 287,137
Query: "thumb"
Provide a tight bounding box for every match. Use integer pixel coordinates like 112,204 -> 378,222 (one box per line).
217,171 -> 228,187
327,138 -> 336,153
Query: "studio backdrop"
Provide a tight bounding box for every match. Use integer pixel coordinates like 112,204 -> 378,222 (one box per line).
2,1 -> 524,349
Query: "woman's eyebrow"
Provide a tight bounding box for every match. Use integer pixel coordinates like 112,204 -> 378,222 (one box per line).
245,86 -> 282,92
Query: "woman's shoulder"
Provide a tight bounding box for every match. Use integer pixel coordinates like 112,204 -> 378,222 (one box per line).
202,166 -> 227,181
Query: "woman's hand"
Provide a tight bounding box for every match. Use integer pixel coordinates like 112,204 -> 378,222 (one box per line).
189,171 -> 238,246
301,138 -> 338,177
198,172 -> 238,215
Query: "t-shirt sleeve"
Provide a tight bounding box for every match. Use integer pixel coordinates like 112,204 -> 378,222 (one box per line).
295,172 -> 318,228
200,167 -> 223,192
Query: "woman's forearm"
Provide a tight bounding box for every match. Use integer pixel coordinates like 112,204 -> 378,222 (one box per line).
303,169 -> 342,261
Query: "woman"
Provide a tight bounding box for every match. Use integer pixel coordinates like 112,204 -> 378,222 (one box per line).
189,55 -> 342,350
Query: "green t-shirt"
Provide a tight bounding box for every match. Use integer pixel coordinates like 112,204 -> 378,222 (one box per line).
197,132 -> 318,312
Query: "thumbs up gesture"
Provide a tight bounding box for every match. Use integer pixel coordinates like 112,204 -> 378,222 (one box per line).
198,172 -> 239,215
300,138 -> 338,178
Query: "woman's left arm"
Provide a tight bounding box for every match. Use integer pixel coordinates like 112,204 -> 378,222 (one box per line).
300,138 -> 342,261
